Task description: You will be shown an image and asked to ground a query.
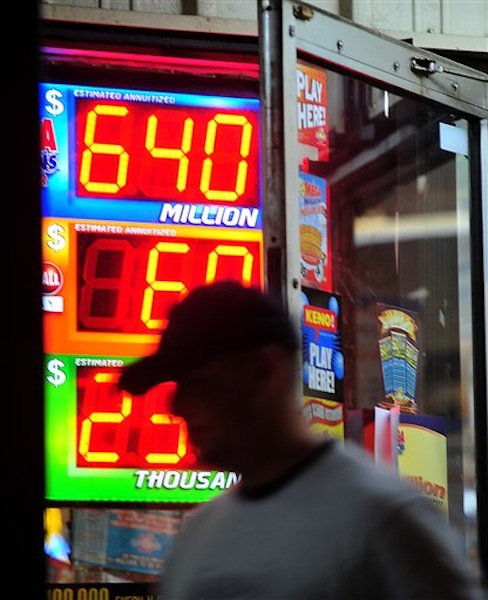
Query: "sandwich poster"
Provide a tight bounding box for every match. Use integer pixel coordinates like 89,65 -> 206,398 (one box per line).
301,287 -> 343,403
299,171 -> 332,292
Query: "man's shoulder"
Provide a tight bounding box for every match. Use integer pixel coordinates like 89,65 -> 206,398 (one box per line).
314,439 -> 424,505
181,488 -> 235,526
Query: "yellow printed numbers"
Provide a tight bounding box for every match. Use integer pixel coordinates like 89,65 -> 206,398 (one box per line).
47,588 -> 110,600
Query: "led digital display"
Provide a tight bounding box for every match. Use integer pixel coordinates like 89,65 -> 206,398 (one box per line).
77,231 -> 261,334
77,369 -> 193,469
75,98 -> 259,205
41,77 -> 263,504
40,83 -> 261,223
45,356 -> 240,503
42,219 -> 263,356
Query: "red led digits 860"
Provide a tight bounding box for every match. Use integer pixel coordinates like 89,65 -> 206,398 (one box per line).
77,231 -> 262,334
75,99 -> 259,206
77,368 -> 198,469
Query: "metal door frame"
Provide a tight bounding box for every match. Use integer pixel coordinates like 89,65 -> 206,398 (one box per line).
258,0 -> 487,579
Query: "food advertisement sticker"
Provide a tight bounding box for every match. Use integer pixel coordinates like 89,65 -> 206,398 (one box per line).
299,172 -> 332,291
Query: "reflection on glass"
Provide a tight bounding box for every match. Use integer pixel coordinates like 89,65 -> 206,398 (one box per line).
298,63 -> 478,567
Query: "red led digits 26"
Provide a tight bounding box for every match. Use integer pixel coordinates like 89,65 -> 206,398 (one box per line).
77,231 -> 261,333
75,99 -> 259,205
77,369 -> 198,469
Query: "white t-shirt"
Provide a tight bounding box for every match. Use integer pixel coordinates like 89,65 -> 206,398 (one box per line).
161,440 -> 484,599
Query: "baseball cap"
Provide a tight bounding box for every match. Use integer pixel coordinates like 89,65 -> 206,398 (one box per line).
118,280 -> 299,396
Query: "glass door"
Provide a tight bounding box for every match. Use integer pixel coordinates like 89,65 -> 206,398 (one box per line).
277,0 -> 487,577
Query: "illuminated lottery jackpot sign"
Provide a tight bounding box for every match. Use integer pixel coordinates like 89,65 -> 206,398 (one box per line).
40,82 -> 263,503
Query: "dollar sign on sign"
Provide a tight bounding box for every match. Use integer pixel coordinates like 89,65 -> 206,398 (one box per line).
45,89 -> 64,117
47,358 -> 67,388
46,223 -> 66,252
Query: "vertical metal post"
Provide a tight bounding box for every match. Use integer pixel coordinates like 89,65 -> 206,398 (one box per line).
257,0 -> 288,307
477,118 -> 488,584
11,0 -> 46,594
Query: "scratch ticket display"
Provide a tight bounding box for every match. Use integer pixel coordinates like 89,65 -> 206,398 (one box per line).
377,304 -> 420,414
71,509 -> 183,576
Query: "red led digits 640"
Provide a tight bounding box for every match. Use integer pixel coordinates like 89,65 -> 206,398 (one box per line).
77,231 -> 261,334
75,100 -> 259,205
77,370 -> 197,469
